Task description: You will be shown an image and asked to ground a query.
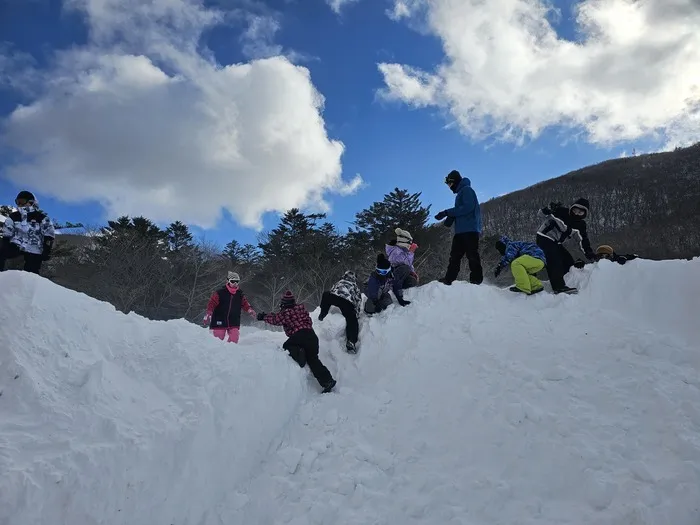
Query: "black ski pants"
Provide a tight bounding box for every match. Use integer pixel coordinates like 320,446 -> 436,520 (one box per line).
319,291 -> 359,344
443,232 -> 483,284
0,242 -> 43,274
283,329 -> 334,387
536,235 -> 575,290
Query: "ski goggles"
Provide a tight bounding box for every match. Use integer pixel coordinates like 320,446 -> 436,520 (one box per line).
15,197 -> 31,206
376,267 -> 391,276
227,278 -> 240,285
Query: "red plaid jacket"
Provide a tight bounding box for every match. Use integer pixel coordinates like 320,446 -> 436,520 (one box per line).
263,304 -> 313,337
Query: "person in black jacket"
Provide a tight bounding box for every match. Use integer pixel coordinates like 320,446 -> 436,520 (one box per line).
535,198 -> 596,294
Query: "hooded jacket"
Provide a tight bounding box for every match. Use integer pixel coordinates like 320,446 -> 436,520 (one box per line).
3,204 -> 55,256
330,271 -> 362,316
496,236 -> 547,268
444,178 -> 482,234
536,198 -> 594,258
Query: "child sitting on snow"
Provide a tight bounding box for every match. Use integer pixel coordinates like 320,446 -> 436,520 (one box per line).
318,270 -> 362,353
257,291 -> 336,393
494,236 -> 547,295
386,227 -> 420,292
203,271 -> 257,343
364,253 -> 411,314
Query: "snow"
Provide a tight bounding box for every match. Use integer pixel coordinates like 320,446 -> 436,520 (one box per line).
2,258 -> 700,525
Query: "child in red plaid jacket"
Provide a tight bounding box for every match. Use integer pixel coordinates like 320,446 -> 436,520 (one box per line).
258,291 -> 336,393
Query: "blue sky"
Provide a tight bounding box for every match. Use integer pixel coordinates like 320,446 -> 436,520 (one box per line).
1,0 -> 696,247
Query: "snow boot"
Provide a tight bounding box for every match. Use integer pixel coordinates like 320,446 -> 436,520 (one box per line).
321,379 -> 337,393
346,340 -> 357,354
437,278 -> 452,285
553,286 -> 578,295
286,346 -> 307,368
509,286 -> 545,296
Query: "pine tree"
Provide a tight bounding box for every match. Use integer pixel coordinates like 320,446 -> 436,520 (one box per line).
166,221 -> 194,253
352,188 -> 431,248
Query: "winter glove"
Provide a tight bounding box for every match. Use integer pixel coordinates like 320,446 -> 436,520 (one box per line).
616,256 -> 627,265
397,297 -> 411,307
540,207 -> 552,216
573,259 -> 586,269
388,238 -> 397,246
443,217 -> 454,228
256,312 -> 266,321
202,314 -> 211,327
494,265 -> 503,278
434,210 -> 448,221
42,238 -> 53,261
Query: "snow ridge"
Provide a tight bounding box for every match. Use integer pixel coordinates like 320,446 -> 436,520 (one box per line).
1,257 -> 700,525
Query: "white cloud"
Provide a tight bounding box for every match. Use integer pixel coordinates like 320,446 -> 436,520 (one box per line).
379,0 -> 700,149
0,0 -> 360,229
325,0 -> 360,15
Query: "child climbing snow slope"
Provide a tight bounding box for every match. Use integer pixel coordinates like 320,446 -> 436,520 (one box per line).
203,271 -> 257,343
258,291 -> 337,393
494,236 -> 547,295
318,270 -> 362,353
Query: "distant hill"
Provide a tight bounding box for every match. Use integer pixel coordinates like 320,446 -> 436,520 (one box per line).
480,143 -> 700,260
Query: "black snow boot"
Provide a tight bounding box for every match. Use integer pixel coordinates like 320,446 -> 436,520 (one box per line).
553,286 -> 578,295
322,379 -> 337,393
346,340 -> 357,354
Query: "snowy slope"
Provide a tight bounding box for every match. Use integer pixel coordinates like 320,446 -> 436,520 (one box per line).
2,258 -> 700,525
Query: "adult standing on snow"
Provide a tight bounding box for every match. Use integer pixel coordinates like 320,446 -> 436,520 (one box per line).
203,271 -> 257,343
385,227 -> 420,291
318,270 -> 362,353
535,199 -> 596,294
434,170 -> 484,285
0,190 -> 55,275
257,291 -> 336,393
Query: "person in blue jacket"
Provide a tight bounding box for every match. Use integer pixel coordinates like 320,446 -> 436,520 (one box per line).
493,236 -> 547,295
364,253 -> 411,314
434,170 -> 483,285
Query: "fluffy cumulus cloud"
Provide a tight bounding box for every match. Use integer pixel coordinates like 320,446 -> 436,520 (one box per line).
0,0 -> 360,229
379,0 -> 700,149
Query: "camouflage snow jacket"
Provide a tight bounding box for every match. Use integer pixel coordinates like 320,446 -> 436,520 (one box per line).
330,271 -> 362,316
3,205 -> 55,255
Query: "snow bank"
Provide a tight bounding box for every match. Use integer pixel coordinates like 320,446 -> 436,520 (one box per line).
0,272 -> 308,525
2,258 -> 700,525
236,258 -> 700,525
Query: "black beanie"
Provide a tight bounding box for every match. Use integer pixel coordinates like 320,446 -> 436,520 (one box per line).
15,190 -> 36,204
376,253 -> 391,270
445,170 -> 462,185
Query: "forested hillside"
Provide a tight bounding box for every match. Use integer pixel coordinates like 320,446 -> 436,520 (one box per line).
481,143 -> 700,259
2,143 -> 697,322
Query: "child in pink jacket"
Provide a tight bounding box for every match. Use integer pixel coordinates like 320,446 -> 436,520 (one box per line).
202,271 -> 256,343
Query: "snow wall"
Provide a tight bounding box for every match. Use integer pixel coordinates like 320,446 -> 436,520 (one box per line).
1,257 -> 699,525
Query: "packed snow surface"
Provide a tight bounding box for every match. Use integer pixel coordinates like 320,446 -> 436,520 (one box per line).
1,258 -> 699,525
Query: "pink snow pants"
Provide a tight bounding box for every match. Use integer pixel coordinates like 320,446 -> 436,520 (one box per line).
212,327 -> 240,343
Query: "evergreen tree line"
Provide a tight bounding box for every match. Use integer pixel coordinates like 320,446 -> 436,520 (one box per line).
22,189 -> 465,323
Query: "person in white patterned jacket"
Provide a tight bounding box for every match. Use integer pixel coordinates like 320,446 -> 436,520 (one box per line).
317,270 -> 362,354
0,191 -> 55,275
